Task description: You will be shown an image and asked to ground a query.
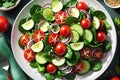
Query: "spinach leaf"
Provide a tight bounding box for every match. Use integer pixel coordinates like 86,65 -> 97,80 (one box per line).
30,5 -> 41,16
102,41 -> 112,52
90,60 -> 103,71
57,71 -> 63,78
65,46 -> 73,59
32,13 -> 44,23
44,73 -> 55,80
65,17 -> 79,26
92,10 -> 106,20
64,74 -> 76,80
64,0 -> 77,8
114,17 -> 120,28
3,1 -> 14,8
43,33 -> 50,46
66,51 -> 79,66
103,20 -> 111,30
30,60 -> 38,68
38,64 -> 45,73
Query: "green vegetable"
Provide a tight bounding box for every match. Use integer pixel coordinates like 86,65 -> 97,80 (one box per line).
103,20 -> 111,30
102,41 -> 112,52
32,13 -> 44,23
3,1 -> 15,8
65,46 -> 73,59
44,73 -> 55,80
38,64 -> 45,73
92,10 -> 106,20
57,71 -> 63,78
18,38 -> 25,50
30,61 -> 39,68
114,17 -> 120,28
30,5 -> 41,16
91,60 -> 103,71
64,0 -> 77,8
65,17 -> 79,26
64,74 -> 76,80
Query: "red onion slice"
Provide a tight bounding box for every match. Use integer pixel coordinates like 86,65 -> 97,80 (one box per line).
42,3 -> 51,8
61,66 -> 73,75
50,23 -> 60,33
37,20 -> 46,29
80,10 -> 91,21
27,39 -> 34,49
61,35 -> 72,44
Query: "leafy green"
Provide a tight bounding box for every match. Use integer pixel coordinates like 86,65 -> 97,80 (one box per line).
64,74 -> 76,80
114,17 -> 120,28
30,5 -> 41,16
30,60 -> 38,68
38,64 -> 45,73
65,17 -> 79,26
57,71 -> 63,78
92,10 -> 106,20
32,13 -> 44,23
90,60 -> 103,71
64,0 -> 77,8
44,73 -> 55,80
18,38 -> 25,50
102,41 -> 112,52
103,20 -> 111,30
65,46 -> 73,59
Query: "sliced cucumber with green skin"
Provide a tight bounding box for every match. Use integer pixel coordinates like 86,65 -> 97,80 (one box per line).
31,41 -> 44,52
70,42 -> 84,51
70,24 -> 83,37
71,29 -> 79,43
51,0 -> 63,12
43,7 -> 55,21
78,60 -> 90,75
35,52 -> 47,64
83,30 -> 93,43
92,16 -> 100,30
40,21 -> 50,32
22,19 -> 34,30
70,8 -> 79,18
52,57 -> 65,66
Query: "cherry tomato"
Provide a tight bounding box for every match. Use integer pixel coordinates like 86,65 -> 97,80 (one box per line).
20,34 -> 30,46
96,31 -> 106,42
48,33 -> 60,46
55,43 -> 67,56
74,62 -> 84,73
76,2 -> 88,10
99,20 -> 104,30
79,47 -> 92,59
80,18 -> 91,29
110,76 -> 120,80
0,16 -> 9,32
55,11 -> 68,24
60,25 -> 71,37
92,48 -> 104,60
24,49 -> 35,62
46,63 -> 57,73
32,30 -> 45,42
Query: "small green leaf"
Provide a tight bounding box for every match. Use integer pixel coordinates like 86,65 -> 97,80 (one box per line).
30,60 -> 38,68
65,46 -> 73,59
64,0 -> 77,8
103,20 -> 112,30
3,1 -> 14,8
114,17 -> 120,28
38,64 -> 45,73
64,74 -> 76,80
102,41 -> 112,52
32,13 -> 44,23
65,17 -> 79,26
44,73 -> 55,80
30,5 -> 41,16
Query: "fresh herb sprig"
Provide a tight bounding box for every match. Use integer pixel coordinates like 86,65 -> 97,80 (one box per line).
114,17 -> 120,37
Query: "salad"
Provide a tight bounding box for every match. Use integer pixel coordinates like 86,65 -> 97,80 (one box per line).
18,0 -> 112,80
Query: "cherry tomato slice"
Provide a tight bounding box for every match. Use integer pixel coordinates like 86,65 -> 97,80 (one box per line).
24,49 -> 35,62
74,62 -> 84,73
96,31 -> 106,42
55,11 -> 68,24
80,18 -> 91,29
55,43 -> 67,56
76,2 -> 88,10
60,25 -> 71,37
99,20 -> 104,30
20,34 -> 30,46
79,47 -> 92,59
48,33 -> 60,46
46,63 -> 57,73
32,30 -> 45,42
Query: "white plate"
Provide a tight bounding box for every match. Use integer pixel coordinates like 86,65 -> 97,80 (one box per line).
11,0 -> 117,80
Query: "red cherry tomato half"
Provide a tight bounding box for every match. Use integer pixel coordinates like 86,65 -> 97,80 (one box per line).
60,25 -> 71,37
96,31 -> 106,42
74,62 -> 84,73
76,2 -> 88,10
48,33 -> 60,46
109,76 -> 120,80
55,11 -> 68,24
0,16 -> 9,33
24,49 -> 35,62
32,30 -> 45,42
99,20 -> 104,30
55,43 -> 67,56
79,47 -> 92,59
20,34 -> 30,46
46,63 -> 57,73
80,18 -> 91,29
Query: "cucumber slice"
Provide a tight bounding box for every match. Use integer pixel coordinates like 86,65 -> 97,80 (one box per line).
40,21 -> 50,32
52,57 -> 65,66
51,0 -> 63,12
70,8 -> 79,18
91,60 -> 103,71
35,52 -> 47,64
71,29 -> 79,43
78,60 -> 90,75
31,41 -> 44,52
70,24 -> 83,37
43,7 -> 54,21
22,19 -> 34,30
92,16 -> 100,30
83,30 -> 93,43
70,42 -> 84,51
